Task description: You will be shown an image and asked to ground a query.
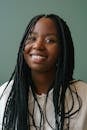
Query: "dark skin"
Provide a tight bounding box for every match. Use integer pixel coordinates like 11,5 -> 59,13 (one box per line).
31,67 -> 56,94
23,18 -> 60,95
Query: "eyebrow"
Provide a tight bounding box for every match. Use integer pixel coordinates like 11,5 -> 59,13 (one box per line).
31,32 -> 57,37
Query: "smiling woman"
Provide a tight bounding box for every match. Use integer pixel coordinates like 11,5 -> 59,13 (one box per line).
23,17 -> 59,76
0,14 -> 87,130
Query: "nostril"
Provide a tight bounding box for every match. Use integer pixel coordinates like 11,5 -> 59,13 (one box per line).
33,40 -> 45,50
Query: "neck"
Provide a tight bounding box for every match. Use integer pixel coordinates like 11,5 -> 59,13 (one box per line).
31,70 -> 56,95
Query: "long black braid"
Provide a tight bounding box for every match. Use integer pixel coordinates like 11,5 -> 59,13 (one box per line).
2,14 -> 81,130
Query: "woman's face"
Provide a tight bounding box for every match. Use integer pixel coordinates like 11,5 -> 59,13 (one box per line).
23,17 -> 60,73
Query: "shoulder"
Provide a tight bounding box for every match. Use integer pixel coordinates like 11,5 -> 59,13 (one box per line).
0,80 -> 14,128
71,80 -> 87,101
0,80 -> 14,99
72,80 -> 87,87
68,81 -> 87,130
71,80 -> 87,92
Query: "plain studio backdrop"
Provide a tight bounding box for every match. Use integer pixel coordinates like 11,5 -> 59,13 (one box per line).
0,0 -> 87,84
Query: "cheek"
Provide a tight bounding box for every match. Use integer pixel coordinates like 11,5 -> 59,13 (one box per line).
50,47 -> 60,66
23,48 -> 30,65
49,45 -> 60,59
24,45 -> 30,54
23,44 -> 32,63
24,44 -> 31,53
23,53 -> 31,69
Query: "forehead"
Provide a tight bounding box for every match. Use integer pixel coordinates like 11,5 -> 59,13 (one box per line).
32,17 -> 58,35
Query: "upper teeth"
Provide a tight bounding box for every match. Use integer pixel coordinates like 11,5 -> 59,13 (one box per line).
32,55 -> 45,60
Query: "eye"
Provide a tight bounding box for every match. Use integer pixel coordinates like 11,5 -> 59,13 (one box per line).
27,35 -> 37,43
45,38 -> 57,44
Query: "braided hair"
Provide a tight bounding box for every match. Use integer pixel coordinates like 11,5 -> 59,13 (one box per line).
2,14 -> 81,130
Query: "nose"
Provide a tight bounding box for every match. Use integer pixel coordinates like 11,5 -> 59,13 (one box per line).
33,38 -> 45,50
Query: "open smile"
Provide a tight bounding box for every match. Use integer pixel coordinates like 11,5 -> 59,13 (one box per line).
30,54 -> 47,63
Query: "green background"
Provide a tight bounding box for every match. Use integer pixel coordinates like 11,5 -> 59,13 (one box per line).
0,0 -> 87,84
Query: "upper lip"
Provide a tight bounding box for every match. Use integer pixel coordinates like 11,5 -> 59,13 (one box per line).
30,51 -> 47,57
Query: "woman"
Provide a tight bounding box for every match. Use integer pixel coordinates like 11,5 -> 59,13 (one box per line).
0,14 -> 87,130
